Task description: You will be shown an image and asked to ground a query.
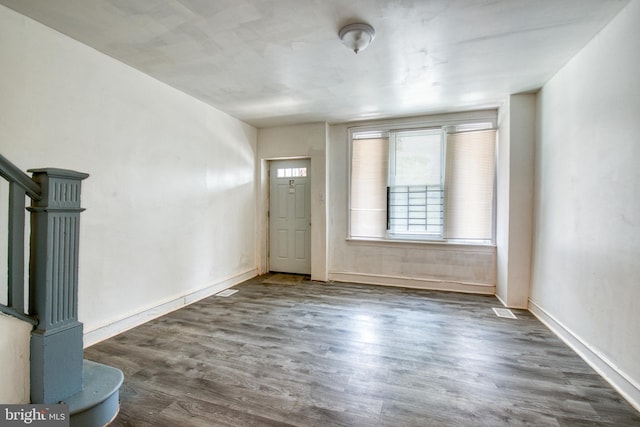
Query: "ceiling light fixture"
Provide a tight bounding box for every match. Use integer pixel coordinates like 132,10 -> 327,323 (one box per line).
339,23 -> 375,54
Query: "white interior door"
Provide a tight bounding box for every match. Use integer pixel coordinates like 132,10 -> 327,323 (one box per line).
269,159 -> 311,275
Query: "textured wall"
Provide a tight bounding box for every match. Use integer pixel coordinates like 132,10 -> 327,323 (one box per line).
495,94 -> 536,308
0,3 -> 257,344
531,0 -> 640,407
0,314 -> 31,403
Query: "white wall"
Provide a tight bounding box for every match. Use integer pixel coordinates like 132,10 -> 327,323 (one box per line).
496,94 -> 536,308
0,4 -> 258,350
530,0 -> 640,409
328,116 -> 496,293
257,123 -> 328,281
0,314 -> 31,403
496,102 -> 511,303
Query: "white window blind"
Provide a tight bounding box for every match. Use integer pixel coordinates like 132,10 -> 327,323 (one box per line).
443,129 -> 496,241
350,137 -> 388,238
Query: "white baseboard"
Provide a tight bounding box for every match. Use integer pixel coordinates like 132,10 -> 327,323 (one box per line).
495,293 -> 508,308
328,272 -> 495,294
529,299 -> 640,413
495,293 -> 528,310
495,293 -> 529,310
83,268 -> 257,347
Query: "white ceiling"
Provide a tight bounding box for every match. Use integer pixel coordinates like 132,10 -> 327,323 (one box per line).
0,0 -> 629,128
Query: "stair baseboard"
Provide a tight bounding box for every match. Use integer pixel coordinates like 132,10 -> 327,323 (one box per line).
66,360 -> 124,427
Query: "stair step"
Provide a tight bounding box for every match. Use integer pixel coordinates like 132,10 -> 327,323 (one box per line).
65,360 -> 124,427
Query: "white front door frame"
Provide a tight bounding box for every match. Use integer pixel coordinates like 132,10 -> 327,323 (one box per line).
258,154 -> 327,281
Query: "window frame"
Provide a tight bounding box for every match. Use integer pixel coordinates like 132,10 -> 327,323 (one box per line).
347,110 -> 498,245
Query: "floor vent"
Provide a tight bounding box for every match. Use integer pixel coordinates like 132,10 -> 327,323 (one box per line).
216,289 -> 238,297
492,307 -> 517,319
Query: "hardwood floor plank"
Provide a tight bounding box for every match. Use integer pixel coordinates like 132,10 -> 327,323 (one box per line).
85,276 -> 640,426
158,397 -> 296,427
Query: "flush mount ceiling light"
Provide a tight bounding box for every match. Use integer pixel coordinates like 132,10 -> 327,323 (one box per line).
339,23 -> 376,54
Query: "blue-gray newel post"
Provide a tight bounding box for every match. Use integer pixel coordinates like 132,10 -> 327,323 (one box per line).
27,168 -> 89,404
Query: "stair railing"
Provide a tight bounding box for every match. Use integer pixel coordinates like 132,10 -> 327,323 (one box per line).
0,153 -> 90,403
0,153 -> 40,325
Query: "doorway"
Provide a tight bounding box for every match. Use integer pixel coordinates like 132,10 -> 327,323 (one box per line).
269,159 -> 311,275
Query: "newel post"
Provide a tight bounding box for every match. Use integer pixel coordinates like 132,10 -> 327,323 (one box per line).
28,168 -> 89,404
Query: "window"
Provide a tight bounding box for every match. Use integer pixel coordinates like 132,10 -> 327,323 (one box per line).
276,167 -> 307,178
349,115 -> 496,244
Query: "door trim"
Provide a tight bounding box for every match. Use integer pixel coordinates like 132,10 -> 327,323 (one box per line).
258,150 -> 328,282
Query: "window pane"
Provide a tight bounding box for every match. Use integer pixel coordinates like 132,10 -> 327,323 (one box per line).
391,130 -> 442,187
388,185 -> 443,236
278,167 -> 308,178
388,129 -> 443,237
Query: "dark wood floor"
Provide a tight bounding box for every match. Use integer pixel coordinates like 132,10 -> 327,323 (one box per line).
85,275 -> 640,426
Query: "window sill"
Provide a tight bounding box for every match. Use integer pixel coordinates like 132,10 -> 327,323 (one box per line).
346,237 -> 496,251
